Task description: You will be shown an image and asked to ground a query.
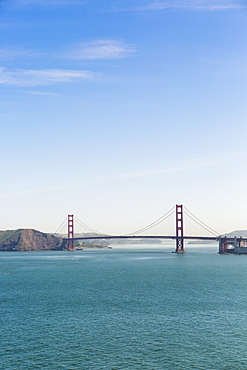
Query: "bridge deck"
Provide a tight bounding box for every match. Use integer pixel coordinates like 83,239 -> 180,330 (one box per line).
62,235 -> 247,242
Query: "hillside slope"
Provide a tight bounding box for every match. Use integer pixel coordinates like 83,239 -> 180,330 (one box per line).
0,229 -> 65,251
222,230 -> 247,238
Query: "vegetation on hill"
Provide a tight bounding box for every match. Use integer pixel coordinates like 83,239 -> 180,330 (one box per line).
75,242 -> 110,249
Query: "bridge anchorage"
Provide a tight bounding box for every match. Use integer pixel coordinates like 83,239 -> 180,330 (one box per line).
218,236 -> 247,254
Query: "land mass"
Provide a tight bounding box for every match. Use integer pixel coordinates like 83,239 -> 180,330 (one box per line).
188,230 -> 247,244
75,242 -> 111,250
0,230 -> 111,251
221,230 -> 247,238
0,229 -> 65,251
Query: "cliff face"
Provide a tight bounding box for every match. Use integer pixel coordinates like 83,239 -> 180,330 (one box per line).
0,229 -> 65,251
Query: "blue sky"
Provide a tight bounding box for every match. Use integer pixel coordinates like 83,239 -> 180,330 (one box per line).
1,0 -> 247,235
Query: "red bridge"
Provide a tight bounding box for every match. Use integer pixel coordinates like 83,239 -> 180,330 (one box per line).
57,205 -> 247,253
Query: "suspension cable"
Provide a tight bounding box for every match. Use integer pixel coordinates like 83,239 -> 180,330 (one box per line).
124,206 -> 175,236
184,210 -> 218,236
54,216 -> 68,235
184,207 -> 219,236
74,216 -> 112,236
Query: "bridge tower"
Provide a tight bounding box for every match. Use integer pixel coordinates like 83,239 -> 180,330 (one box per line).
68,214 -> 74,251
176,204 -> 184,252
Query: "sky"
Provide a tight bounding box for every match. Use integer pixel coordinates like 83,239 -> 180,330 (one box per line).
0,0 -> 247,235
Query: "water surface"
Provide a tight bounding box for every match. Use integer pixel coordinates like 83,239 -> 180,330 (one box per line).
1,244 -> 247,369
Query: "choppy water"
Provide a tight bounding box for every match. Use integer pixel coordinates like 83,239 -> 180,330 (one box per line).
1,244 -> 247,369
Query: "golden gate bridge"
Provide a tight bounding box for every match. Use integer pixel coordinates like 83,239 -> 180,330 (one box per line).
55,205 -> 247,254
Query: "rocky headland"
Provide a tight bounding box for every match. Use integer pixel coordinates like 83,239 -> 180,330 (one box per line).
0,229 -> 65,251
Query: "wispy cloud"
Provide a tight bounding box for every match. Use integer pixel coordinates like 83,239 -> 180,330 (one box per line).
116,151 -> 247,180
23,90 -> 60,96
9,0 -> 82,6
67,40 -> 135,60
0,49 -> 29,60
138,0 -> 245,10
1,151 -> 246,199
0,67 -> 96,86
3,0 -> 245,11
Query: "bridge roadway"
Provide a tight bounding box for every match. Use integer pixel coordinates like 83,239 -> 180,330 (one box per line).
62,235 -> 247,242
63,235 -> 219,241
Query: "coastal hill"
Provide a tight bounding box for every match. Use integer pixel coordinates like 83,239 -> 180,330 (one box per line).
188,230 -> 247,244
0,229 -> 65,251
221,230 -> 247,238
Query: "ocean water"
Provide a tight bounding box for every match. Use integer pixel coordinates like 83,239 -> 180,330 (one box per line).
1,244 -> 247,369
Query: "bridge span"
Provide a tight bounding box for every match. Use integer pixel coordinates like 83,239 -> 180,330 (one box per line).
63,235 -> 218,242
58,205 -> 247,254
